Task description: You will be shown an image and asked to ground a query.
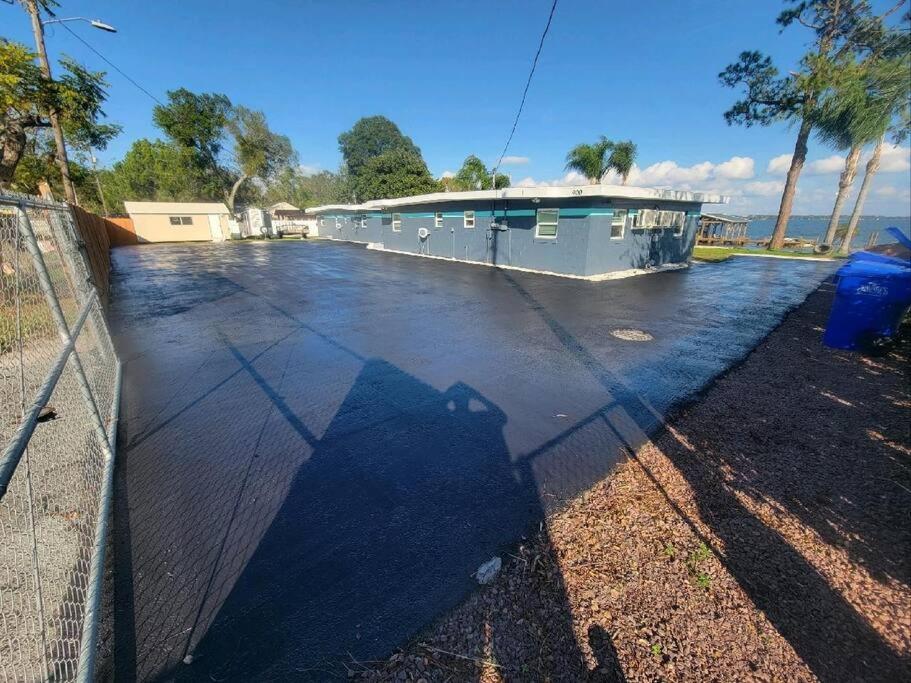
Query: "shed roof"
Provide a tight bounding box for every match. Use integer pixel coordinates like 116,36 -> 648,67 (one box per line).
306,184 -> 729,214
701,213 -> 748,224
124,201 -> 230,216
269,201 -> 299,211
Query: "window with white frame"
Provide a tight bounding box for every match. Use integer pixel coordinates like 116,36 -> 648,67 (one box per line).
463,210 -> 475,229
535,208 -> 559,238
169,216 -> 193,226
319,217 -> 326,227
392,213 -> 402,232
610,210 -> 627,239
434,211 -> 443,228
335,216 -> 341,230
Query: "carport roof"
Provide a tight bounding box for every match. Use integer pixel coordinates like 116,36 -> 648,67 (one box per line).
306,184 -> 729,214
124,201 -> 231,215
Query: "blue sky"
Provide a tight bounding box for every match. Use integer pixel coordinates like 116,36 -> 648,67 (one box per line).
4,0 -> 909,215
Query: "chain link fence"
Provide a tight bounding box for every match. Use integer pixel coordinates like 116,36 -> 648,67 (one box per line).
0,194 -> 120,682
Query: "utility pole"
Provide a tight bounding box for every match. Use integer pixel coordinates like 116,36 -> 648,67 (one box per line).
25,0 -> 78,204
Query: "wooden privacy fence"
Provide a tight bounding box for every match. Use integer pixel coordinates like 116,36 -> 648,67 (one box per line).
69,205 -> 120,308
105,216 -> 138,247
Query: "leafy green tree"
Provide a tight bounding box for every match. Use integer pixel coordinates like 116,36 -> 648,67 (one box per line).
225,106 -> 296,211
153,88 -> 232,182
298,170 -> 351,205
450,154 -> 510,190
338,115 -> 420,180
1,39 -> 118,187
352,149 -> 440,201
263,166 -> 313,208
11,147 -> 105,213
100,138 -> 218,213
719,0 -> 875,250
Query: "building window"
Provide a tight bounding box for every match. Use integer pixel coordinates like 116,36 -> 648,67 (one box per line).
434,211 -> 443,228
635,209 -> 657,228
535,208 -> 559,238
610,210 -> 627,239
358,215 -> 367,229
463,210 -> 475,229
169,216 -> 193,225
319,217 -> 325,227
671,212 -> 686,237
392,213 -> 402,232
335,216 -> 341,230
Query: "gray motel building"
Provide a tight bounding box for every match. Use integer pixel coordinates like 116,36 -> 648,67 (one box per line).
306,185 -> 728,279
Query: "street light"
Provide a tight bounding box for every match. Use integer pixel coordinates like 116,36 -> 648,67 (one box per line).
23,0 -> 118,204
42,17 -> 118,32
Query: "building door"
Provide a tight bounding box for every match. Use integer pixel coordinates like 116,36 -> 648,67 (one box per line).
208,214 -> 225,242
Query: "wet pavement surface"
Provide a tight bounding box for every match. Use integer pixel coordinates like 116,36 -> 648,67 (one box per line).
108,241 -> 836,680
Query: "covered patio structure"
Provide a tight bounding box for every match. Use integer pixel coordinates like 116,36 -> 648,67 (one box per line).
698,213 -> 749,246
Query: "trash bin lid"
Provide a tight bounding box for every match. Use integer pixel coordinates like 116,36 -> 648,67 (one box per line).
836,258 -> 911,279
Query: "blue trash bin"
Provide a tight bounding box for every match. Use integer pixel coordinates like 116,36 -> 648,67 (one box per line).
823,258 -> 911,350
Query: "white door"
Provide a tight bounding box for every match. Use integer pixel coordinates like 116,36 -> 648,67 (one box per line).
208,214 -> 225,242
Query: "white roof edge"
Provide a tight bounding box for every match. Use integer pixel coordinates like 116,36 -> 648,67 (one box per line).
305,184 -> 728,213
124,201 -> 231,215
303,203 -> 376,215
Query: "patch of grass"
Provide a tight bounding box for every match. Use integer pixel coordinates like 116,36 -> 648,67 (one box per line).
692,247 -> 734,262
0,302 -> 55,355
692,246 -> 844,262
686,542 -> 714,590
650,643 -> 663,657
663,542 -> 677,559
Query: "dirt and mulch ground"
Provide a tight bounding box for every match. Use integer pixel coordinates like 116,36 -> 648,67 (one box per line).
358,283 -> 911,682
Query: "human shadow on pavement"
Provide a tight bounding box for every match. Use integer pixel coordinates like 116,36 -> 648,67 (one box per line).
153,353 -> 587,680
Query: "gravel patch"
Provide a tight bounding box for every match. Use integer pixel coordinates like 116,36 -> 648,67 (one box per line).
359,284 -> 910,681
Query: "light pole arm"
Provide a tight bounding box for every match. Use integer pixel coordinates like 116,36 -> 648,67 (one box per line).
42,17 -> 118,32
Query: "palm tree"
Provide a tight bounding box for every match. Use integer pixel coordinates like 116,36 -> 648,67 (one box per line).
565,137 -> 637,184
820,47 -> 910,254
564,136 -> 612,184
607,140 -> 637,184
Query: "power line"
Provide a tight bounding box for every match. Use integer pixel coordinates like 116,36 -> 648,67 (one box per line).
491,0 -> 559,180
57,21 -> 164,105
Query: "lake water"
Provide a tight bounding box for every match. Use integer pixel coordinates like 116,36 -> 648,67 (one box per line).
744,215 -> 910,248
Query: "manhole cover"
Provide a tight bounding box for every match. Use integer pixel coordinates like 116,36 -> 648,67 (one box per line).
611,329 -> 653,342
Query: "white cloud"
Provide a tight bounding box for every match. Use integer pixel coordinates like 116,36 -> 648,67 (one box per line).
500,155 -> 530,166
714,156 -> 755,180
515,171 -> 588,188
742,180 -> 785,196
878,144 -> 911,173
298,164 -> 321,176
805,155 -> 846,175
875,185 -> 898,197
767,154 -> 792,174
441,170 -> 455,178
517,155 -> 756,190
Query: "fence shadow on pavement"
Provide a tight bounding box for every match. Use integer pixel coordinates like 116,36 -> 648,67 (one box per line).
110,249 -> 906,681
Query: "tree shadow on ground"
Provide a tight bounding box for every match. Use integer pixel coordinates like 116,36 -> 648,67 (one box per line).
497,272 -> 908,681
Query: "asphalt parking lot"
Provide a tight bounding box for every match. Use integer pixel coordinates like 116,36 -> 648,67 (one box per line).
108,240 -> 836,680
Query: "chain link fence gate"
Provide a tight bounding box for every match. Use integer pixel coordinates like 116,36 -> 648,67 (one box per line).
0,194 -> 121,682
